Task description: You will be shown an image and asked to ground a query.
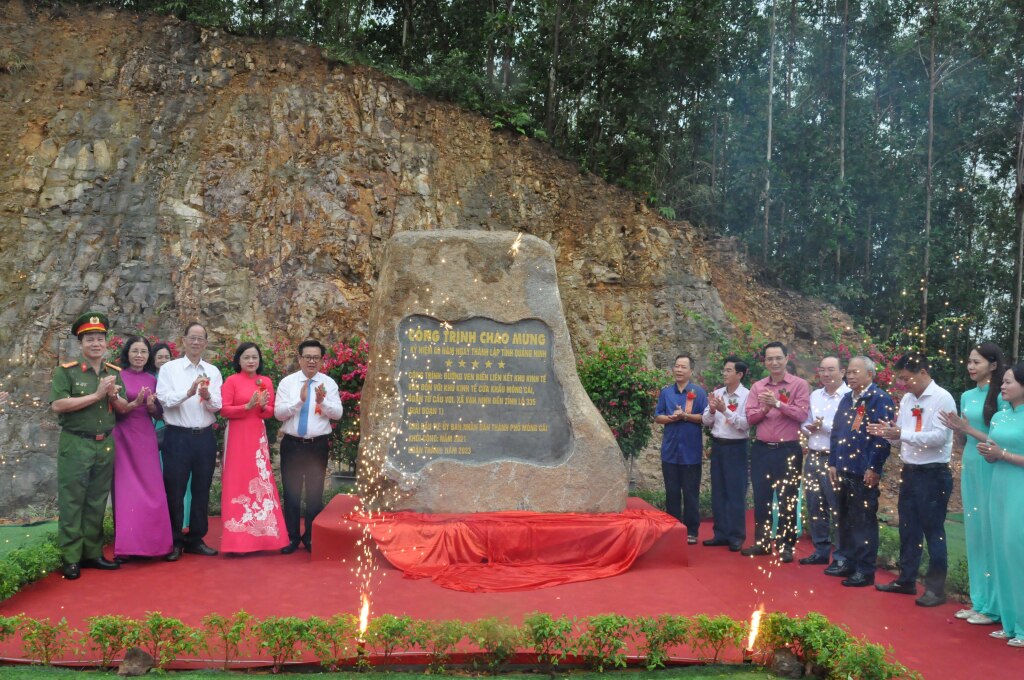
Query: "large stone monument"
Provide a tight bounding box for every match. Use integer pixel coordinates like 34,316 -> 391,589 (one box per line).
358,230 -> 628,513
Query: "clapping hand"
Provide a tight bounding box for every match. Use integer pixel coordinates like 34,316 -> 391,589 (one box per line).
315,384 -> 327,404
938,410 -> 967,433
257,389 -> 270,409
96,375 -> 117,399
866,420 -> 900,439
978,440 -> 1004,464
806,416 -> 824,433
757,391 -> 777,410
247,390 -> 260,410
709,393 -> 726,413
131,386 -> 149,409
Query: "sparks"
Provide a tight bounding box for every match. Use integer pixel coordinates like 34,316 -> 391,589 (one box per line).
746,604 -> 765,652
358,592 -> 371,638
508,232 -> 523,256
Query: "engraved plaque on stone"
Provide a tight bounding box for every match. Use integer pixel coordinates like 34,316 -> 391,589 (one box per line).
394,315 -> 571,471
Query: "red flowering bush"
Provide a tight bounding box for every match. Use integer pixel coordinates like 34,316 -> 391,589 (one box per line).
323,337 -> 370,469
577,335 -> 666,461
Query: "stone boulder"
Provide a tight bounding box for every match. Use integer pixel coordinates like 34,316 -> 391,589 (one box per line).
358,230 -> 627,513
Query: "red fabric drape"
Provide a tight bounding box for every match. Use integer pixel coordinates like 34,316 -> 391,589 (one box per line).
346,507 -> 678,592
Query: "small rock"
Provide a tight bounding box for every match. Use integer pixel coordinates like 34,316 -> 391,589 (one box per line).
770,648 -> 803,678
118,647 -> 154,676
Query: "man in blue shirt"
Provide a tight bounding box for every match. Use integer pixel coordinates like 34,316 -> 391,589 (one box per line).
827,356 -> 895,587
655,354 -> 709,543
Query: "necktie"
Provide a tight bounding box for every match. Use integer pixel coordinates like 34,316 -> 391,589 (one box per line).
297,378 -> 314,437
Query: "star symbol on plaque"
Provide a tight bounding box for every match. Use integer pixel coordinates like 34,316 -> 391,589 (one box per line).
498,361 -> 505,369
445,360 -> 453,368
485,361 -> 492,368
459,360 -> 466,368
471,360 -> 479,369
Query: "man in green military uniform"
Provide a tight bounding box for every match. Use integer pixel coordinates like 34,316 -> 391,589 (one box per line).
49,312 -> 131,580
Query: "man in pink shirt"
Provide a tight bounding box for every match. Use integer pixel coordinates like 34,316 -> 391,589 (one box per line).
742,341 -> 811,562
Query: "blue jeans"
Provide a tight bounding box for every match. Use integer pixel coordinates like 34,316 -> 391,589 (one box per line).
897,463 -> 952,594
662,461 -> 702,536
750,441 -> 802,551
709,439 -> 748,545
836,471 -> 880,576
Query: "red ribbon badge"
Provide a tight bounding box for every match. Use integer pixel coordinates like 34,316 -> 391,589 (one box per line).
911,406 -> 923,432
852,403 -> 866,431
778,388 -> 790,404
727,398 -> 738,412
685,390 -> 695,414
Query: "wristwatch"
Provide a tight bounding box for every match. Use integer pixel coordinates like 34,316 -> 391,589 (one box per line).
775,400 -> 782,409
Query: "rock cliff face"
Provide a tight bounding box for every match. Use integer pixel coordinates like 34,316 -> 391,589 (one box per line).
0,1 -> 856,515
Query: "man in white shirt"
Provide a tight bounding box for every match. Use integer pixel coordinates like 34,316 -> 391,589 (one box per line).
156,322 -> 223,560
701,355 -> 751,552
798,356 -> 850,567
275,339 -> 343,553
867,352 -> 956,607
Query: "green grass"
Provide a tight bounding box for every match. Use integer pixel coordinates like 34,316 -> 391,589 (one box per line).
0,667 -> 773,679
0,523 -> 57,560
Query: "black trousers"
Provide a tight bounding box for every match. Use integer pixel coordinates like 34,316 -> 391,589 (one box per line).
709,439 -> 749,546
750,440 -> 803,551
662,461 -> 702,536
280,434 -> 331,546
162,425 -> 217,547
836,471 -> 880,576
897,463 -> 952,594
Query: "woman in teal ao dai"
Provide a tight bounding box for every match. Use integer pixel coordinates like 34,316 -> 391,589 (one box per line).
940,343 -> 1006,626
976,364 -> 1024,648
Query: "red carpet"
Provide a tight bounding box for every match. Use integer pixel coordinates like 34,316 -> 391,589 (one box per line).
0,509 -> 1018,678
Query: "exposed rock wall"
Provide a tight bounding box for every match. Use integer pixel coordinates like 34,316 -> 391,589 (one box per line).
0,1 -> 856,515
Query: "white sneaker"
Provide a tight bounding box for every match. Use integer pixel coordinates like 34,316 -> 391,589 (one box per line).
955,608 -> 977,620
967,613 -> 998,625
990,630 -> 1011,640
1008,638 -> 1024,648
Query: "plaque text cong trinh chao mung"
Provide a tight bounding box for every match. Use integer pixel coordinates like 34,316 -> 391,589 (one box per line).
393,315 -> 572,472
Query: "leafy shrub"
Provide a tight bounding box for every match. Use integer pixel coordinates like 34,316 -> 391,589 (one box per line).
18,616 -> 74,665
304,613 -> 358,671
365,613 -> 419,666
415,619 -> 467,673
86,614 -> 141,667
201,610 -> 253,670
576,613 -> 632,671
470,618 -> 524,673
636,615 -> 690,670
139,612 -> 199,669
522,611 -> 574,669
0,534 -> 63,602
577,335 -> 665,461
688,614 -> 742,662
254,616 -> 309,672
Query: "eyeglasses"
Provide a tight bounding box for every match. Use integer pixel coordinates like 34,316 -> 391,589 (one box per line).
128,350 -> 149,356
185,335 -> 207,343
301,355 -> 323,362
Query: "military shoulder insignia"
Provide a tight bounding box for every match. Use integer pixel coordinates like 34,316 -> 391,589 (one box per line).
104,362 -> 122,372
61,361 -> 78,368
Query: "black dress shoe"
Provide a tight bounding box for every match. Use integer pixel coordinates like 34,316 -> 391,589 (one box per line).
184,542 -> 218,556
303,541 -> 312,552
729,543 -> 743,552
280,542 -> 300,555
799,553 -> 830,565
823,560 -> 853,577
114,556 -> 131,565
780,550 -> 794,563
740,545 -> 770,557
81,557 -> 120,570
842,572 -> 875,587
876,580 -> 917,595
915,591 -> 946,607
165,546 -> 183,562
62,563 -> 80,580
703,538 -> 730,547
